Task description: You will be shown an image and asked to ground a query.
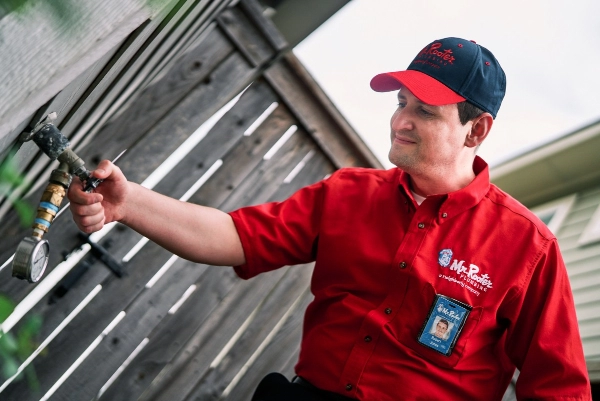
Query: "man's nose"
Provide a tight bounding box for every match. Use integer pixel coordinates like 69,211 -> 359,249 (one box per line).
391,109 -> 413,132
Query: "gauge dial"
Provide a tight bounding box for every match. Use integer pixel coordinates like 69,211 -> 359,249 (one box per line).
30,240 -> 50,282
12,237 -> 50,283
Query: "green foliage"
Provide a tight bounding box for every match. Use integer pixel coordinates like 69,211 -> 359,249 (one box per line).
0,152 -> 34,226
146,0 -> 178,9
0,0 -> 30,14
0,0 -> 82,34
0,0 -> 176,17
0,295 -> 13,322
0,0 -> 77,16
0,295 -> 42,392
0,0 -> 177,40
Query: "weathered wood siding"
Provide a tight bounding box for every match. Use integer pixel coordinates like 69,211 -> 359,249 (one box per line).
0,1 -> 379,400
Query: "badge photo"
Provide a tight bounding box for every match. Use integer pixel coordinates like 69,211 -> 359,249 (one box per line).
417,294 -> 472,356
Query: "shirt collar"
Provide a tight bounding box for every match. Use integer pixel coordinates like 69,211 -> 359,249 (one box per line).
397,156 -> 490,216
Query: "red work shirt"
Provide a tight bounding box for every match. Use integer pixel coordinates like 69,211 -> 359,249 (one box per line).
229,157 -> 591,400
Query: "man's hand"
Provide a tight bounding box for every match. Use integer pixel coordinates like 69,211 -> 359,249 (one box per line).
68,159 -> 245,266
68,160 -> 129,233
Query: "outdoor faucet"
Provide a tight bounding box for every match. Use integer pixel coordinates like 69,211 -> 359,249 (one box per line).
12,113 -> 95,283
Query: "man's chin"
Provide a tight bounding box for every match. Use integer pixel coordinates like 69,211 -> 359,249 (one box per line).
389,153 -> 416,171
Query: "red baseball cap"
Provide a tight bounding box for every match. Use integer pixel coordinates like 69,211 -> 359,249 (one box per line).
370,37 -> 506,118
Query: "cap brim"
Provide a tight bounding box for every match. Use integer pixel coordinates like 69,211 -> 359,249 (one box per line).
370,70 -> 465,105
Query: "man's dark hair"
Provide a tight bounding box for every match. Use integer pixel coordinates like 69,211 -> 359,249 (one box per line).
457,101 -> 485,125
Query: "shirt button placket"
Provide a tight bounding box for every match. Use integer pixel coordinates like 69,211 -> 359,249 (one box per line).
346,384 -> 353,391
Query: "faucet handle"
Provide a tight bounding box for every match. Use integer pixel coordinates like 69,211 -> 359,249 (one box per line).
19,112 -> 59,142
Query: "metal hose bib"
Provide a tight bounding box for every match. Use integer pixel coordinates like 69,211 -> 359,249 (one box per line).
12,113 -> 93,283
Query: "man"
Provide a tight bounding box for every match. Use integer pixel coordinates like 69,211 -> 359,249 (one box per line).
433,318 -> 449,339
68,37 -> 591,400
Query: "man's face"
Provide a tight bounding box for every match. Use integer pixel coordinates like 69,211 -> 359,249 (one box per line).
435,321 -> 448,338
388,87 -> 471,176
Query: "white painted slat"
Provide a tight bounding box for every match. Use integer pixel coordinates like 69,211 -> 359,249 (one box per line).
39,311 -> 127,401
263,125 -> 297,160
283,150 -> 314,184
168,285 -> 197,315
96,337 -> 150,399
244,102 -> 278,136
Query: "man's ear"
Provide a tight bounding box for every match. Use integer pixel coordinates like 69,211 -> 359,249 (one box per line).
465,113 -> 494,148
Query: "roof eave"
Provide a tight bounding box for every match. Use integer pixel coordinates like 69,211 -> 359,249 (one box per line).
490,119 -> 600,207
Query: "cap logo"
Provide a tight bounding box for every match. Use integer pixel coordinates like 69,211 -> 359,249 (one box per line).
416,42 -> 456,66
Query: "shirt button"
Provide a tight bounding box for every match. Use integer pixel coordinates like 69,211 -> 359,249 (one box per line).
346,384 -> 353,391
385,308 -> 392,315
399,261 -> 407,269
364,335 -> 372,343
418,222 -> 425,229
442,212 -> 448,218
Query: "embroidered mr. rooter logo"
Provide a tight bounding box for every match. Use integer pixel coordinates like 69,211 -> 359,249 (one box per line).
447,259 -> 493,291
417,42 -> 456,65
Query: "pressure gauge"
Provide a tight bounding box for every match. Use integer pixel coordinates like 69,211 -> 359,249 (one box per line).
12,237 -> 50,283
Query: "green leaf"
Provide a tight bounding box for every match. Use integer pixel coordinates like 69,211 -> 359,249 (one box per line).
0,154 -> 25,188
0,0 -> 31,14
25,365 -> 40,392
0,151 -> 34,227
12,199 -> 35,226
0,331 -> 19,353
20,315 -> 42,337
17,333 -> 34,361
16,315 -> 42,361
0,295 -> 15,323
1,355 -> 19,379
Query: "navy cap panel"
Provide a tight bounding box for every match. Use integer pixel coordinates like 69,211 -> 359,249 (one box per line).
407,39 -> 478,96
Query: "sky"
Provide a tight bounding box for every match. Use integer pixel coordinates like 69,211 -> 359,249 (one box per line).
294,0 -> 600,169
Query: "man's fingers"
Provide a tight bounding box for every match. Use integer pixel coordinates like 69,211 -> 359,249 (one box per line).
78,216 -> 106,234
70,203 -> 105,233
68,183 -> 103,205
70,200 -> 103,217
93,160 -> 116,180
78,213 -> 105,228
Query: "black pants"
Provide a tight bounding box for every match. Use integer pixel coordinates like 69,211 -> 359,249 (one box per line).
251,373 -> 356,401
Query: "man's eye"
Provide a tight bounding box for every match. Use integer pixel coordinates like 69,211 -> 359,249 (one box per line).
397,102 -> 406,108
419,107 -> 434,116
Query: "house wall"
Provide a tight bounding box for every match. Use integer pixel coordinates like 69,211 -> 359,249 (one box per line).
491,120 -> 600,386
553,185 -> 600,381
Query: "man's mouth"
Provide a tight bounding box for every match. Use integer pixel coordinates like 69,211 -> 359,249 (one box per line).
393,135 -> 417,145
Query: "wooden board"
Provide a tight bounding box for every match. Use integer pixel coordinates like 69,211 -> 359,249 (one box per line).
0,0 -> 158,140
0,1 -> 377,401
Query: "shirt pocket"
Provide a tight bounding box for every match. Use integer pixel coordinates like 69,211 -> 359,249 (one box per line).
389,282 -> 483,369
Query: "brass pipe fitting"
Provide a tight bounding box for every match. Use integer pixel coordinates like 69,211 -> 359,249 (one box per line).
31,163 -> 71,240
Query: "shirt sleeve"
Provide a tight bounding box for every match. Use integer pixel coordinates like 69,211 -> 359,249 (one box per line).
504,238 -> 592,400
228,178 -> 326,280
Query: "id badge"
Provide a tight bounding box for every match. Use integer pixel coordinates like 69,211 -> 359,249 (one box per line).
417,294 -> 472,356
